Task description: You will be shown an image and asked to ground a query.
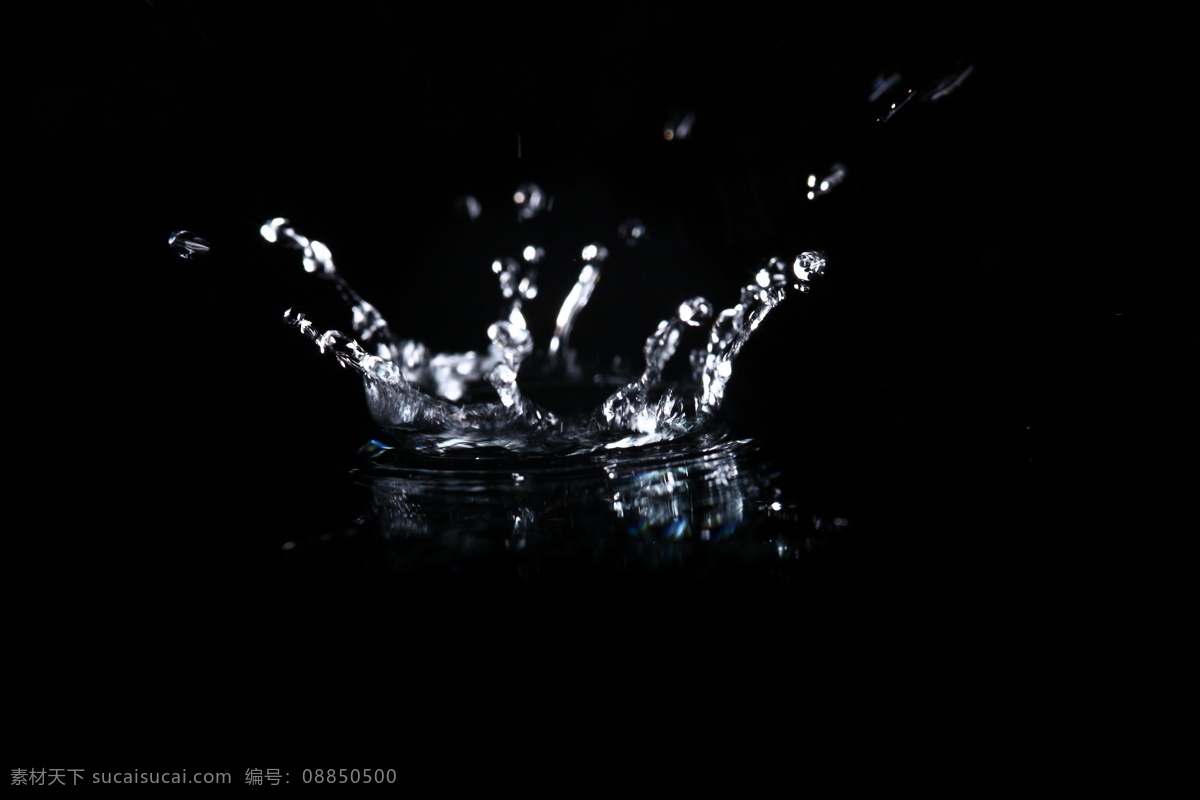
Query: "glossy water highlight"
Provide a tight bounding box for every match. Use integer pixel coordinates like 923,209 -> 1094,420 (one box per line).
263,215 -> 826,456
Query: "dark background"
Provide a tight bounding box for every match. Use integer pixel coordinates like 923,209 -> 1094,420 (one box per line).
10,2 -> 1194,763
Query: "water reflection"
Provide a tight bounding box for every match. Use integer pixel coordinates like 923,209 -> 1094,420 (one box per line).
281,430 -> 847,578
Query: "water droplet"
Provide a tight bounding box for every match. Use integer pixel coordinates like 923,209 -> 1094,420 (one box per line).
549,259 -> 602,362
581,243 -> 608,263
879,88 -> 914,122
304,240 -> 334,274
260,218 -> 288,243
268,214 -> 826,454
618,218 -> 646,245
869,72 -> 903,103
678,298 -> 713,327
168,230 -> 210,259
805,164 -> 846,201
663,110 -> 695,141
492,257 -> 538,301
792,251 -> 827,289
921,64 -> 974,102
359,439 -> 395,459
455,195 -> 482,221
514,182 -> 549,220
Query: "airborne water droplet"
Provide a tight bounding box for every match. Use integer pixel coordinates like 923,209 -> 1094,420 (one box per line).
514,182 -> 549,221
581,243 -> 608,263
168,230 -> 210,259
521,245 -> 545,265
792,251 -> 827,290
618,218 -> 646,245
879,88 -> 914,122
455,195 -> 482,221
679,298 -> 714,327
805,164 -> 846,201
869,72 -> 903,103
260,218 -> 288,243
493,257 -> 538,301
663,110 -> 695,141
922,64 -> 974,102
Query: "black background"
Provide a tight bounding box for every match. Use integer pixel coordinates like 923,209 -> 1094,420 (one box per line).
10,2 -> 1195,766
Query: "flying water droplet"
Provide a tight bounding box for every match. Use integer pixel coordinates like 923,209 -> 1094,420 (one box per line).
168,230 -> 210,259
792,251 -> 827,292
869,72 -> 902,103
260,218 -> 287,243
492,257 -> 538,301
549,255 -> 603,363
663,110 -> 695,141
755,258 -> 791,290
581,243 -> 609,263
514,182 -> 549,221
618,218 -> 646,246
521,245 -> 545,265
806,164 -> 847,201
455,195 -> 482,221
879,88 -> 914,122
921,64 -> 974,102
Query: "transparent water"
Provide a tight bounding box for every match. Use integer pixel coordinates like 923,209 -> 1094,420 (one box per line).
277,429 -> 855,577
262,215 -> 826,456
247,59 -> 982,574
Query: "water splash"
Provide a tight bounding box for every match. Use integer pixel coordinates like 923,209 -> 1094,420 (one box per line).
264,214 -> 826,456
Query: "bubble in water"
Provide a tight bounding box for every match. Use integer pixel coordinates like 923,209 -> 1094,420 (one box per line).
618,218 -> 647,245
756,258 -> 791,290
168,230 -> 210,259
304,239 -> 335,274
514,182 -> 549,221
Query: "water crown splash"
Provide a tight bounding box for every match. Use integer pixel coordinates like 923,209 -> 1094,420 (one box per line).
262,207 -> 826,456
